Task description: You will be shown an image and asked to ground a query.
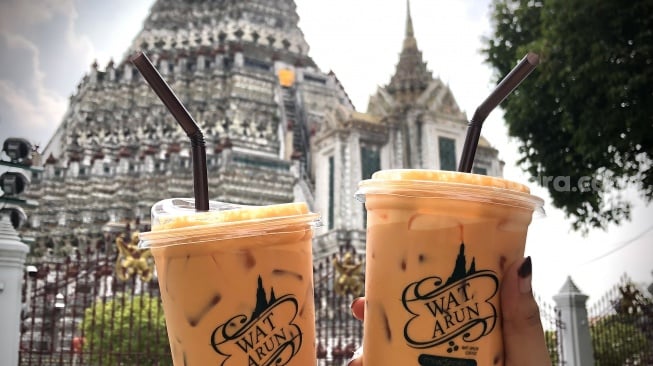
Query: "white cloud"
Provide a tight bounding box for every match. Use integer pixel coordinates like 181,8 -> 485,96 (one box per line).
0,0 -> 75,31
0,31 -> 66,145
0,79 -> 67,147
61,1 -> 97,65
0,32 -> 43,91
0,0 -> 95,147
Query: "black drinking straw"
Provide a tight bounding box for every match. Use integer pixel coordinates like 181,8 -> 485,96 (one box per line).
130,52 -> 209,211
458,52 -> 540,173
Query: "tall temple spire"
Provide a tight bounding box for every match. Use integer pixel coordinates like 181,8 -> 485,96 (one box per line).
404,0 -> 416,48
31,0 -> 344,245
387,0 -> 433,104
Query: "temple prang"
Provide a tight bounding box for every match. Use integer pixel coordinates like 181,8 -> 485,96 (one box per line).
23,0 -> 502,260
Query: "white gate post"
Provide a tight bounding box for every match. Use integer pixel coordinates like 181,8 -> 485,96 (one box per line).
0,213 -> 29,366
553,276 -> 595,366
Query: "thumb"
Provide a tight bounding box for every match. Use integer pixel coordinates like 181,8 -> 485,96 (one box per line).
501,257 -> 551,366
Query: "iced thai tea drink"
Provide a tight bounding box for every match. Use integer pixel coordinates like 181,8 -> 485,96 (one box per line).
139,198 -> 318,366
356,170 -> 543,365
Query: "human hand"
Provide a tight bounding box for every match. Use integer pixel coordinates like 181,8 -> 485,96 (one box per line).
348,257 -> 552,366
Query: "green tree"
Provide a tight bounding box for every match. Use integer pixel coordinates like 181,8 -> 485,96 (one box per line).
591,282 -> 653,365
81,293 -> 172,366
591,314 -> 650,366
483,0 -> 653,232
544,330 -> 560,365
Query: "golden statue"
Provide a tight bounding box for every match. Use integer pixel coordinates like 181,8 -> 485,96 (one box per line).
333,252 -> 364,297
115,231 -> 154,282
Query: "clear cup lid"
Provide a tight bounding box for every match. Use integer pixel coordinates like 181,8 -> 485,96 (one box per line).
356,169 -> 545,215
139,198 -> 320,249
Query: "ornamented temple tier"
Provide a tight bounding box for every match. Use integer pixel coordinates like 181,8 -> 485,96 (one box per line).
25,0 -> 501,261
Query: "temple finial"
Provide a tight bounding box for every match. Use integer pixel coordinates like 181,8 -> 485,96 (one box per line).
403,0 -> 417,50
406,0 -> 414,38
388,0 -> 433,103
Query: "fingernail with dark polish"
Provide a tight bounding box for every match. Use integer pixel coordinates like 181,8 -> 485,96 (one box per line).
518,256 -> 532,278
518,256 -> 532,294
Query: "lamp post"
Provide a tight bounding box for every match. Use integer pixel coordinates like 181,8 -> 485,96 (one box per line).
24,265 -> 37,311
53,292 -> 66,352
0,213 -> 29,365
54,293 -> 65,309
1,137 -> 36,364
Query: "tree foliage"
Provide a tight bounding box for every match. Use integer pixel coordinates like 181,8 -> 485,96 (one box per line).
590,282 -> 653,365
81,293 -> 172,366
591,314 -> 650,366
483,0 -> 653,231
544,330 -> 560,365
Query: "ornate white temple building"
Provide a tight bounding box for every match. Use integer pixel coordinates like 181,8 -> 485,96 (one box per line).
24,0 -> 502,259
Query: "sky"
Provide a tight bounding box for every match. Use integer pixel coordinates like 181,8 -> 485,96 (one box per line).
0,0 -> 651,306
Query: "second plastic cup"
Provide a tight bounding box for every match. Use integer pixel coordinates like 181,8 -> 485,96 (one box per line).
356,170 -> 544,365
139,199 -> 318,366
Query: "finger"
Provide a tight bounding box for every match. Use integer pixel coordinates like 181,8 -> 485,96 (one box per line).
348,300 -> 365,366
351,297 -> 365,321
347,346 -> 363,366
501,257 -> 551,366
348,357 -> 363,366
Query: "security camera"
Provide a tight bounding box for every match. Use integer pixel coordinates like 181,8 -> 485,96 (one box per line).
2,138 -> 32,162
1,171 -> 29,196
26,265 -> 38,278
1,206 -> 27,229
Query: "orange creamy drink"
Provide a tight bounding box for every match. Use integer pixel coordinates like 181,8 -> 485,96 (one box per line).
356,170 -> 543,365
139,199 -> 318,366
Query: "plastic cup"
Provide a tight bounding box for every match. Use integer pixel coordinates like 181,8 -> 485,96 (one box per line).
139,199 -> 319,366
356,170 -> 544,365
